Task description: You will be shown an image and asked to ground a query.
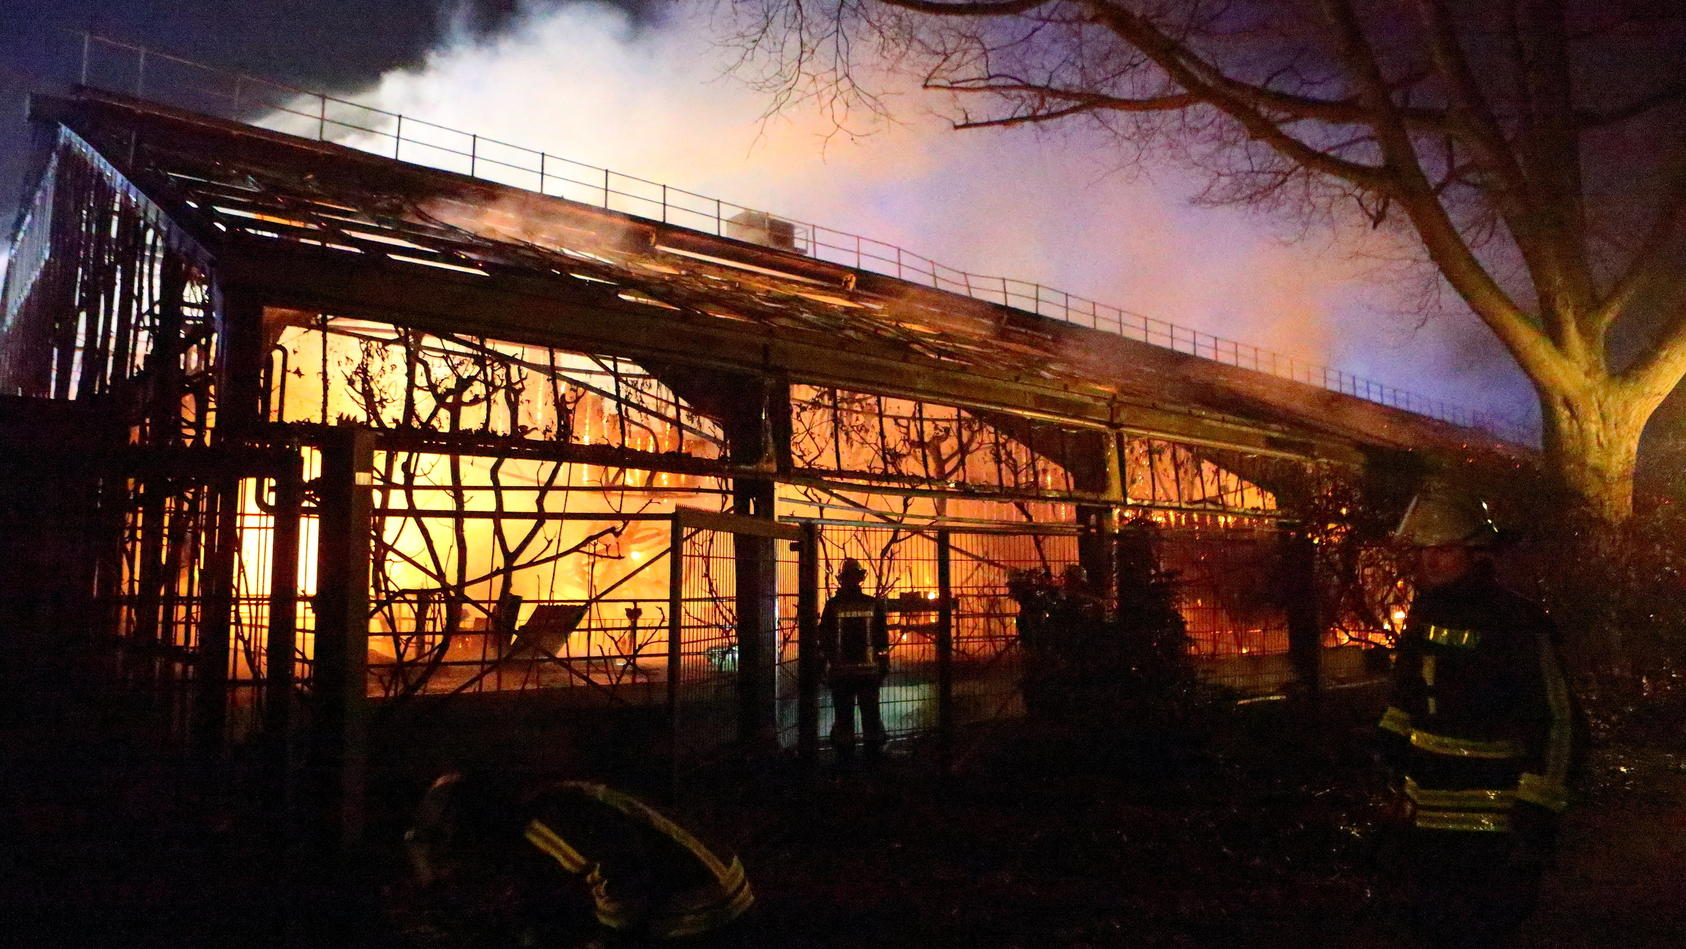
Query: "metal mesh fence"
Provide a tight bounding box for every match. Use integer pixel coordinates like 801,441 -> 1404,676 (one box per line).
106,460 -> 315,749
776,522 -> 1081,751
1160,527 -> 1296,695
670,523 -> 741,770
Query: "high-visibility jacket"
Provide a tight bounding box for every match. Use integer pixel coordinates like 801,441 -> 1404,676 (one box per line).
1377,564 -> 1579,833
818,586 -> 889,677
521,782 -> 754,940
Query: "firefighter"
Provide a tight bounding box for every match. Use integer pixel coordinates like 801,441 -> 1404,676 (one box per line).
818,558 -> 890,764
403,772 -> 755,947
1376,486 -> 1581,947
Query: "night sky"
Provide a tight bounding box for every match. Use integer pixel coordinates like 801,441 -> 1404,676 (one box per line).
0,1 -> 638,225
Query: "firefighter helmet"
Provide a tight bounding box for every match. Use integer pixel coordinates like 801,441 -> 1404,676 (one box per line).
1394,486 -> 1501,548
838,558 -> 867,581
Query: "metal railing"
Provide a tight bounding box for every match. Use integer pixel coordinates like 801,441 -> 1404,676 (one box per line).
68,32 -> 1536,445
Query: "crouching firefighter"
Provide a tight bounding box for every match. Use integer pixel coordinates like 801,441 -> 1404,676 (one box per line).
404,772 -> 755,946
1375,486 -> 1583,947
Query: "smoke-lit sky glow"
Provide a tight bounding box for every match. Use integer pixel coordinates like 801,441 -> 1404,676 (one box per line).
2,0 -> 1539,431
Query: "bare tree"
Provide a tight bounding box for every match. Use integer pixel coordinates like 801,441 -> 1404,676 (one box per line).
723,0 -> 1686,522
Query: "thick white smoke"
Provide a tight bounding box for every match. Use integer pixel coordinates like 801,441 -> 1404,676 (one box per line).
326,0 -> 1536,430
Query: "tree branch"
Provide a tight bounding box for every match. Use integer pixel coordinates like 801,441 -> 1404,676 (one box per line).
1620,298 -> 1686,398
877,0 -> 1055,15
1081,2 -> 1397,192
1318,0 -> 1560,384
926,77 -> 1198,115
1413,0 -> 1588,358
1589,174 -> 1686,339
1578,77 -> 1686,128
1413,0 -> 1531,207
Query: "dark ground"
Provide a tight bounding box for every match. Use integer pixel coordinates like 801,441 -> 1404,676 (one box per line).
7,685 -> 1683,948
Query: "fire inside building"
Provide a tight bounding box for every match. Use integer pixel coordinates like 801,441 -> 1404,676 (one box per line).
0,42 -> 1532,833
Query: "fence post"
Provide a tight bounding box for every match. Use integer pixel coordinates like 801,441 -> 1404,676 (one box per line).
936,529 -> 954,773
797,520 -> 821,767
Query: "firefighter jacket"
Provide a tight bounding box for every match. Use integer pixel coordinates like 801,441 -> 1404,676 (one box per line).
521,782 -> 754,940
818,586 -> 889,678
1377,564 -> 1579,834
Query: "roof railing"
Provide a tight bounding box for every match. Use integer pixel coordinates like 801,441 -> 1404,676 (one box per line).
67,32 -> 1536,445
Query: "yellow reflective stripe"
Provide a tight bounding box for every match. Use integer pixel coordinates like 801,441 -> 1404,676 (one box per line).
1414,808 -> 1513,832
1536,629 -> 1575,798
524,819 -> 589,874
1516,772 -> 1570,812
588,865 -> 658,931
1379,706 -> 1412,737
1408,729 -> 1524,759
646,865 -> 756,939
1424,624 -> 1481,649
1404,778 -> 1515,810
597,860 -> 754,937
564,782 -> 736,883
1420,655 -> 1439,716
547,783 -> 753,937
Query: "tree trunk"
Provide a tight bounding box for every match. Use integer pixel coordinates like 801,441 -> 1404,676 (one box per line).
1536,381 -> 1657,677
1538,384 -> 1653,524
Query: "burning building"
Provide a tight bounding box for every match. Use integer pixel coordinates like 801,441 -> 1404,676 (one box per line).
0,42 -> 1532,812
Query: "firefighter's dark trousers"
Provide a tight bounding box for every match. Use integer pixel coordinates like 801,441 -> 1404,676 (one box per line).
1381,827 -> 1546,948
828,673 -> 885,760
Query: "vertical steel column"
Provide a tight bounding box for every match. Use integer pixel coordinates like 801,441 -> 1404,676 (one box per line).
313,426 -> 373,848
265,454 -> 302,740
262,451 -> 304,906
667,516 -> 686,798
935,529 -> 955,772
194,463 -> 239,756
796,520 -> 821,765
732,484 -> 778,745
128,258 -> 187,676
1077,428 -> 1125,602
212,289 -> 268,437
724,375 -> 787,745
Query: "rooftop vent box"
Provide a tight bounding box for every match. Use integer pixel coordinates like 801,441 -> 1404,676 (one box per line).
725,210 -> 803,254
